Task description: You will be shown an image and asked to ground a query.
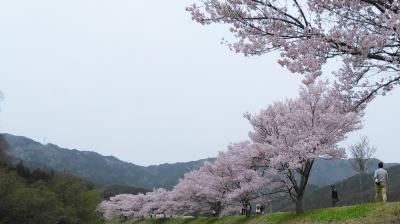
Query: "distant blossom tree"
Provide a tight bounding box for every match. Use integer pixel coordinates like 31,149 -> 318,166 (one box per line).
187,1 -> 400,107
98,194 -> 135,220
98,142 -> 273,219
245,82 -> 363,213
169,169 -> 218,216
170,142 -> 271,217
98,193 -> 152,220
349,136 -> 376,203
204,142 -> 271,216
141,188 -> 171,218
98,200 -> 121,220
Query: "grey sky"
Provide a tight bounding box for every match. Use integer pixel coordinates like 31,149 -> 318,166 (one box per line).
0,1 -> 399,166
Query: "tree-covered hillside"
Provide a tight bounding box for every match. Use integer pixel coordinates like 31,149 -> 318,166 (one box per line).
0,135 -> 103,224
4,133 -> 396,190
3,133 -> 209,189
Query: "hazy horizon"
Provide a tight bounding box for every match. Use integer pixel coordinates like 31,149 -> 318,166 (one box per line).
1,0 -> 400,166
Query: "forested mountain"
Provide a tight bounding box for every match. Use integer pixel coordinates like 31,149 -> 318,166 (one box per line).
0,134 -> 102,224
3,133 -> 209,189
3,133 -> 397,190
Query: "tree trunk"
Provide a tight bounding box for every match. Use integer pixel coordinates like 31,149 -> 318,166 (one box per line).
295,193 -> 304,214
294,160 -> 314,214
216,201 -> 221,217
359,172 -> 363,203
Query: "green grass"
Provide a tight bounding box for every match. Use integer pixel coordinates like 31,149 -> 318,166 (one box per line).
306,203 -> 377,221
106,203 -> 400,224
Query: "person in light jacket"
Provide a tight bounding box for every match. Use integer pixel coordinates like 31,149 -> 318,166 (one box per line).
374,161 -> 388,203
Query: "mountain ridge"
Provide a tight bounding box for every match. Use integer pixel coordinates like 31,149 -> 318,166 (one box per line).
3,133 -> 397,190
3,133 -> 209,189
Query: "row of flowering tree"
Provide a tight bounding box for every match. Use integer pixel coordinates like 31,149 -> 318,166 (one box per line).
98,82 -> 363,219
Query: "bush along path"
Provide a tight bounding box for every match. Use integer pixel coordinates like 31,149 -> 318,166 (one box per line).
106,203 -> 400,224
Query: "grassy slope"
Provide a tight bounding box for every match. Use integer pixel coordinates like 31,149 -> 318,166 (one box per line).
107,203 -> 400,224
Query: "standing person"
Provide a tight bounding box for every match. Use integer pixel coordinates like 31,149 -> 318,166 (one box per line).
241,207 -> 246,216
246,204 -> 252,216
331,185 -> 340,207
255,204 -> 261,215
374,161 -> 388,203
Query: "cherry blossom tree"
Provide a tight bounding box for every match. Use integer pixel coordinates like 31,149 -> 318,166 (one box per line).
98,192 -> 158,220
141,188 -> 171,218
98,194 -> 138,220
99,180 -> 216,220
128,193 -> 148,219
170,165 -> 225,216
209,142 -> 271,216
98,200 -> 121,220
187,0 -> 400,107
166,142 -> 272,217
245,82 -> 363,213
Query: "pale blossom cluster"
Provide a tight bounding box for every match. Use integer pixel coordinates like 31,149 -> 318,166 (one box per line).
98,142 -> 272,219
187,0 -> 400,107
245,81 -> 362,213
98,82 -> 363,218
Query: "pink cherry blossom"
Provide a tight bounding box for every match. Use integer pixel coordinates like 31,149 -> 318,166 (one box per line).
187,0 -> 400,108
245,81 -> 362,213
98,82 -> 362,217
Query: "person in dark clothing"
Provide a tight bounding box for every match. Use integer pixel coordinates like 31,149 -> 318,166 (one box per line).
331,185 -> 340,207
241,207 -> 246,216
246,204 -> 252,216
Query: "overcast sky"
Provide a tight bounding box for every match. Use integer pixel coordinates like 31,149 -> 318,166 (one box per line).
0,1 -> 399,166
